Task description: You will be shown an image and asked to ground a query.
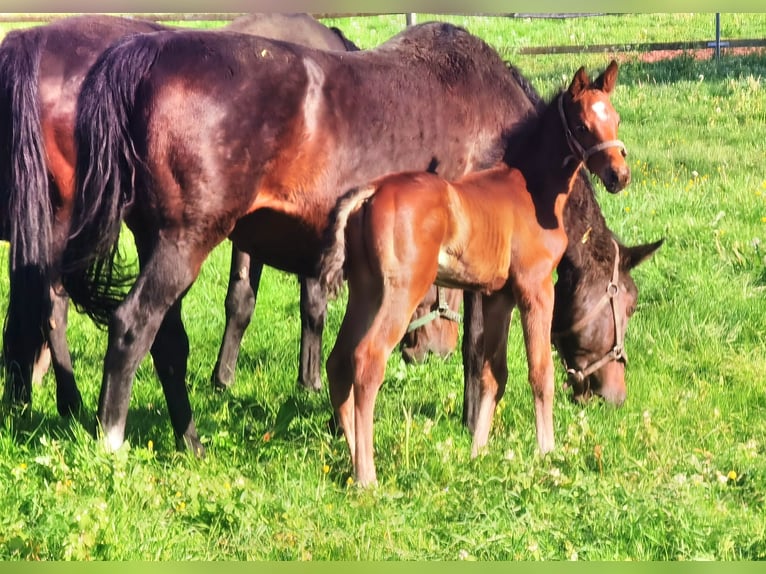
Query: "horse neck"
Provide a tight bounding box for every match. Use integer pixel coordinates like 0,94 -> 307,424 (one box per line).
507,93 -> 581,204
555,172 -> 616,310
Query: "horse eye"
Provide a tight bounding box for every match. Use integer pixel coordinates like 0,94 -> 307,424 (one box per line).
575,124 -> 587,133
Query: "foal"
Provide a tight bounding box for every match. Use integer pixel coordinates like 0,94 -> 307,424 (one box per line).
320,61 -> 630,485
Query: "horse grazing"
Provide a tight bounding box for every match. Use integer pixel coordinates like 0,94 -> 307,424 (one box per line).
319,61 -> 629,485
0,13 -> 356,416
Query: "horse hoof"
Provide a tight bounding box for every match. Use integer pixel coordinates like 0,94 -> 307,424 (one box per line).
211,375 -> 233,393
176,435 -> 206,458
56,392 -> 83,418
297,376 -> 322,392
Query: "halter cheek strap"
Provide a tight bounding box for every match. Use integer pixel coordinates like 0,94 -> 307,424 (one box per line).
558,95 -> 627,169
552,239 -> 627,390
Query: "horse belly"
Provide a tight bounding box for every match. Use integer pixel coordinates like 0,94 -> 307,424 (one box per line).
229,209 -> 323,277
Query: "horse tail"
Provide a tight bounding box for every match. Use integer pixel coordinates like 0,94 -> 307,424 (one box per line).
62,35 -> 162,326
0,28 -> 52,281
318,184 -> 378,298
330,27 -> 360,52
0,28 -> 54,391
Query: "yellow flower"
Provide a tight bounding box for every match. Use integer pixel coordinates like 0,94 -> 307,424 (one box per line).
728,470 -> 737,481
346,476 -> 354,486
322,464 -> 330,474
624,207 -> 631,213
147,440 -> 153,452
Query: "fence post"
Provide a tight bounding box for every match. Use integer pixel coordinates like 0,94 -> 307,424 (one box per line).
406,13 -> 417,26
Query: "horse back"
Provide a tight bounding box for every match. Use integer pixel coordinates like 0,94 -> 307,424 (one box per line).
102,24 -> 535,273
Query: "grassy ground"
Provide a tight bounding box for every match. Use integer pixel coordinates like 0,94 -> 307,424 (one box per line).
1,13 -> 765,560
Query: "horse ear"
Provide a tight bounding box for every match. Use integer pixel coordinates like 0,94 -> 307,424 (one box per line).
568,66 -> 590,98
621,238 -> 664,270
593,60 -> 619,94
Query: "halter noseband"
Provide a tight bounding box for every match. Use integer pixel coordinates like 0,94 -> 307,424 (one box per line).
558,94 -> 627,169
553,238 -> 627,393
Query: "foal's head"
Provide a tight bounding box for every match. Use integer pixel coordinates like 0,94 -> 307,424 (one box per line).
561,60 -> 630,193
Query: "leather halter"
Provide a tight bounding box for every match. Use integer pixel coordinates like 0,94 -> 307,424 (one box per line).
553,239 -> 627,392
557,94 -> 627,169
406,286 -> 461,333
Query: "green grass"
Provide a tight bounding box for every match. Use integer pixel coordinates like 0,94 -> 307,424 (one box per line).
1,13 -> 766,560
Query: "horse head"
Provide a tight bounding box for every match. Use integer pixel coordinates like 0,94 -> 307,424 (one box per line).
553,238 -> 663,405
561,60 -> 630,193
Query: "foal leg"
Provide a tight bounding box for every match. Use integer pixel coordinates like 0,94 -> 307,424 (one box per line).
354,281 -> 432,485
326,284 -> 374,469
152,299 -> 202,455
298,276 -> 326,391
471,290 -> 514,457
517,277 -> 556,455
212,246 -> 260,391
46,283 -> 83,416
97,237 -> 201,453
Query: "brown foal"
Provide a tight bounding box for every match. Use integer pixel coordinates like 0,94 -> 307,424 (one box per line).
320,61 -> 630,485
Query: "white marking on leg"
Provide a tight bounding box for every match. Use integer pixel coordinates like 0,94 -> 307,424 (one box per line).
105,427 -> 126,452
302,57 -> 325,138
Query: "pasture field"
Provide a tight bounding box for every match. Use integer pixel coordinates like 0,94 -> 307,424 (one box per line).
1,13 -> 765,560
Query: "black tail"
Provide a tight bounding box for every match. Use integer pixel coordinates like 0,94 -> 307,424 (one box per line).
0,29 -> 55,386
0,28 -> 52,271
62,34 -> 162,326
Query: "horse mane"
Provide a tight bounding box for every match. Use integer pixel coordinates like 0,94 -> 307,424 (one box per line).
373,22 -> 510,87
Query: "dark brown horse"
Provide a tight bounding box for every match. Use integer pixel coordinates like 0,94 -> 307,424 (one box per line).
61,22 -> 559,453
0,13 -> 357,415
319,61 -> 630,485
0,15 -> 169,415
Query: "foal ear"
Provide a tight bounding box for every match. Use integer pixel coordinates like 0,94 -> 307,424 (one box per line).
568,66 -> 590,98
593,60 -> 619,94
621,238 -> 664,270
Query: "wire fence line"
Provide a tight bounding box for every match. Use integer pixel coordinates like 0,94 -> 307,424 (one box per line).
0,12 -> 762,57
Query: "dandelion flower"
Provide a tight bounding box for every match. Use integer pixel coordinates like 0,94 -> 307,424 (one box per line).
728,470 -> 737,481
322,464 -> 330,474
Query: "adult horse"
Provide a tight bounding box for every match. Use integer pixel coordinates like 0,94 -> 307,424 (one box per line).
319,61 -> 629,485
61,23 -> 627,455
0,15 -> 169,415
0,13 -> 357,416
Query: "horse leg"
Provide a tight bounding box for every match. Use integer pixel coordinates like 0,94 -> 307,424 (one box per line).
3,269 -> 46,410
471,290 -> 515,457
32,343 -> 51,386
461,290 -> 485,434
517,277 -> 556,455
46,283 -> 83,416
298,276 -> 325,391
151,299 -> 202,455
211,246 -> 260,391
326,285 -> 372,470
97,237 -> 201,453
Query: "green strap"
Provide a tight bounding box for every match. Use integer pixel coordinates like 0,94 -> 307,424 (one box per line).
406,287 -> 462,333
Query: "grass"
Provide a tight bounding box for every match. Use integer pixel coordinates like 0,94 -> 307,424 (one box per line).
1,13 -> 766,560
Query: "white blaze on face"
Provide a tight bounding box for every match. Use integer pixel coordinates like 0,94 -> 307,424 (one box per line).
591,101 -> 609,122
302,57 -> 325,137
